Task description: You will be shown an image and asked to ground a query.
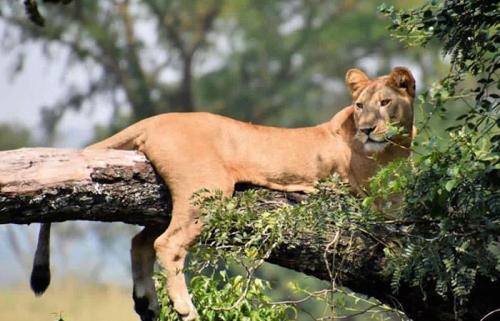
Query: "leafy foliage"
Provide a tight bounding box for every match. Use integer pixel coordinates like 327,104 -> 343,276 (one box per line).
192,178 -> 368,275
157,272 -> 294,321
376,0 -> 500,318
380,0 -> 499,140
154,178 -> 406,321
380,131 -> 499,308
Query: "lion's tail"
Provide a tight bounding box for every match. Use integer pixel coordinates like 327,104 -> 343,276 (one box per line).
30,119 -> 150,296
30,223 -> 51,295
86,118 -> 150,150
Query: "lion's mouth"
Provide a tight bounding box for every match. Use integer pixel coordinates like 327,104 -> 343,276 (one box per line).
366,137 -> 386,144
364,137 -> 388,153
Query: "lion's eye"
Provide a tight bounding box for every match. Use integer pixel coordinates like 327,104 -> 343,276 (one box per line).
380,99 -> 391,106
355,102 -> 364,109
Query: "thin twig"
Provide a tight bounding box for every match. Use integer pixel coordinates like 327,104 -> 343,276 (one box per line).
481,308 -> 500,321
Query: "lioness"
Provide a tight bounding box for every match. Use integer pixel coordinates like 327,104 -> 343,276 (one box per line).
30,67 -> 415,321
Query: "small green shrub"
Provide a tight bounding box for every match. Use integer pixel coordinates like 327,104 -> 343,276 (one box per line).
156,272 -> 295,321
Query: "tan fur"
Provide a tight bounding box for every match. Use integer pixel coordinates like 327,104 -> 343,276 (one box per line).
33,67 -> 416,321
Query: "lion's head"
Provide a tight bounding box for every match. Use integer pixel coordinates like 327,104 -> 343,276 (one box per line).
345,67 -> 415,154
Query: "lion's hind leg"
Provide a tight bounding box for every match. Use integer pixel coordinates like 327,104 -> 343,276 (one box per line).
131,225 -> 165,321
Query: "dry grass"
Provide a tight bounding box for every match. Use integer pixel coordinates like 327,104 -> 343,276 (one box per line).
0,277 -> 137,321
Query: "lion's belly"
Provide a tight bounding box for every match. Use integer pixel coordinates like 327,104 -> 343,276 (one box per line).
231,161 -> 328,193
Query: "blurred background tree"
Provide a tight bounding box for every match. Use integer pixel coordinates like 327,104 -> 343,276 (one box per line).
1,0 -> 440,140
0,0 -> 453,320
0,123 -> 32,150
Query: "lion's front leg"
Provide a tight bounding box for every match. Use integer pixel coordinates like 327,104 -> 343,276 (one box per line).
147,148 -> 235,320
153,199 -> 202,321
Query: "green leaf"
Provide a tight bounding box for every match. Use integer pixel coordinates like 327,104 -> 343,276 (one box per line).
445,179 -> 457,192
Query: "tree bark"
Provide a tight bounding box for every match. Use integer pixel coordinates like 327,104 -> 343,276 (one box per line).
0,148 -> 497,321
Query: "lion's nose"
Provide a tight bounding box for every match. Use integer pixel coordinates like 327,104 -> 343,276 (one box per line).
360,127 -> 375,135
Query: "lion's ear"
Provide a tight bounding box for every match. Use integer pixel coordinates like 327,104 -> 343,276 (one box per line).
387,67 -> 416,97
345,68 -> 369,96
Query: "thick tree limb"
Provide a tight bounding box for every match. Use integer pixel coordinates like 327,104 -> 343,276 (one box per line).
0,148 -> 171,225
0,148 -> 498,321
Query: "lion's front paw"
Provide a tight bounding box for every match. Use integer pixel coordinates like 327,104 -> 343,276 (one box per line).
180,309 -> 199,321
173,297 -> 199,321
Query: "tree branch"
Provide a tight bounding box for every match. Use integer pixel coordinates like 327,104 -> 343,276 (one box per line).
0,148 -> 171,225
0,148 -> 497,321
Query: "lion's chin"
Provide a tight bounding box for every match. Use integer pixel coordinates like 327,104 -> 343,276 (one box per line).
364,140 -> 388,154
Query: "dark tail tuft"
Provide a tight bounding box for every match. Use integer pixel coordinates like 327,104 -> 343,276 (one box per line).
30,264 -> 50,295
